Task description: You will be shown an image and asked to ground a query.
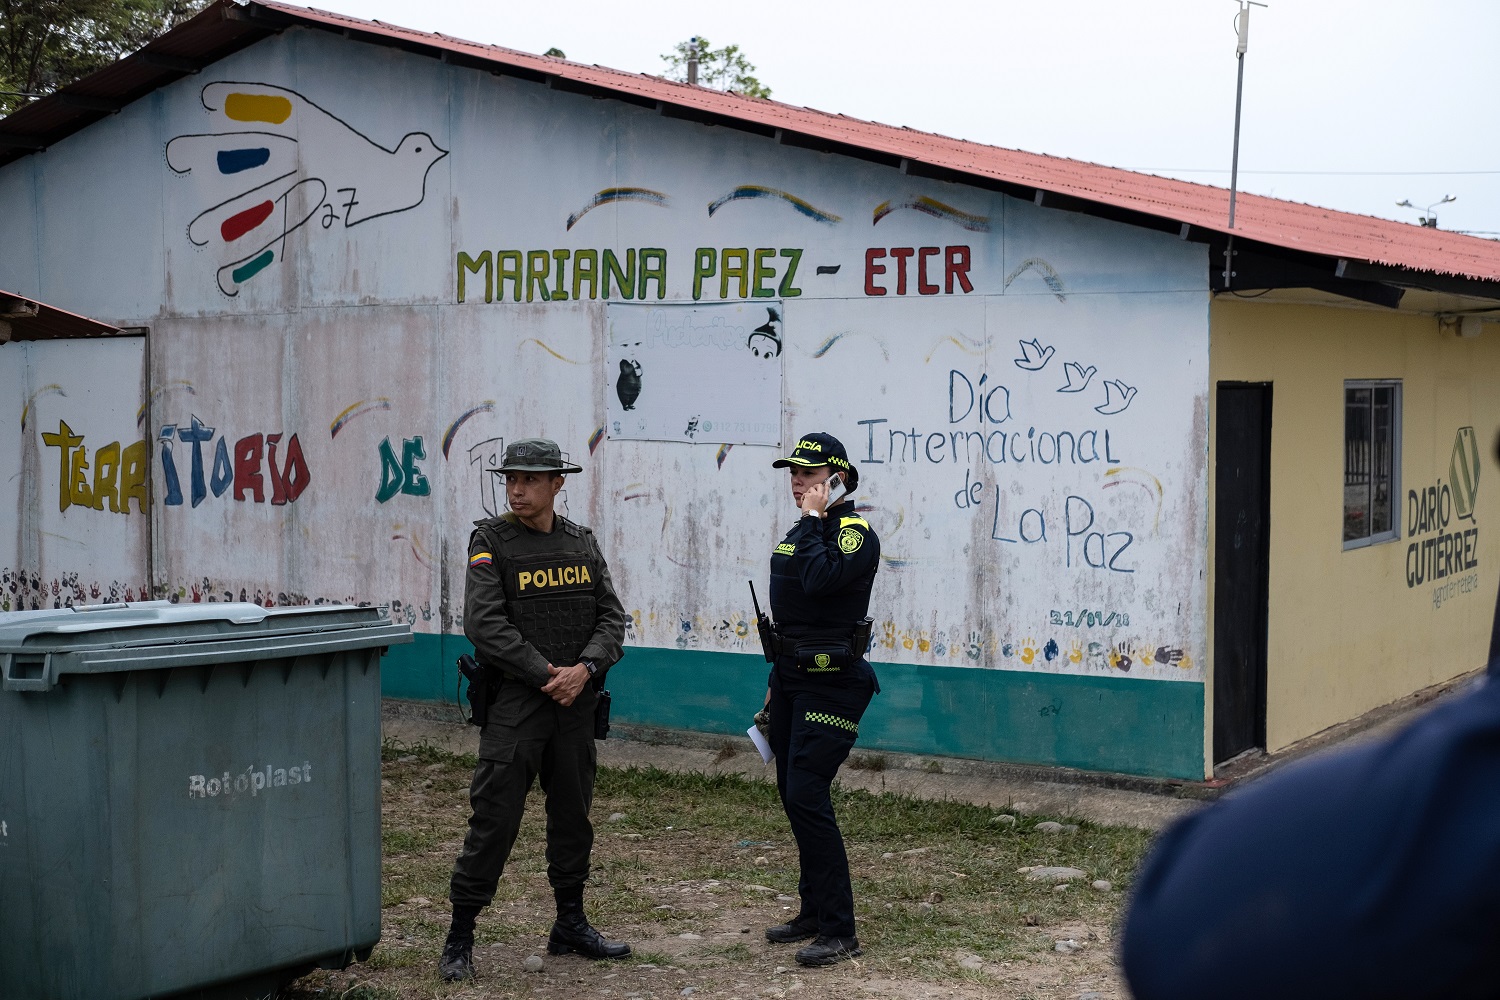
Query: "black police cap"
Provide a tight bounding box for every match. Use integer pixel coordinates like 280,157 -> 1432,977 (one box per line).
772,432 -> 859,492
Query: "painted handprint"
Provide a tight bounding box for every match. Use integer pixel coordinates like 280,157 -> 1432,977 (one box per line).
1154,646 -> 1188,668
167,82 -> 447,296
965,630 -> 985,661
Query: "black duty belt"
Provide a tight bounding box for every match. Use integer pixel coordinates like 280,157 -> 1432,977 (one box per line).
770,618 -> 874,665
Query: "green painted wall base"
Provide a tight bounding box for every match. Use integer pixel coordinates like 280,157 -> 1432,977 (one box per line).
382,636 -> 1206,780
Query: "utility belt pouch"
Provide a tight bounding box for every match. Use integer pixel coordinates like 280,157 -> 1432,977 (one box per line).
851,617 -> 874,657
593,686 -> 612,740
457,653 -> 492,727
796,643 -> 852,673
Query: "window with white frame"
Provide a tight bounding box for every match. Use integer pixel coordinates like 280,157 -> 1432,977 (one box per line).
1343,380 -> 1401,547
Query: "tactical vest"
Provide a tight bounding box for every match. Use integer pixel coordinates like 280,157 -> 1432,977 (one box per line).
474,514 -> 601,669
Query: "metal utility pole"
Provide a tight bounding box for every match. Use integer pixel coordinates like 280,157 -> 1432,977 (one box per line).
1224,0 -> 1268,288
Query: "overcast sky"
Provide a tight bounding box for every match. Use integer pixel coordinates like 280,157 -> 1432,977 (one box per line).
310,0 -> 1500,237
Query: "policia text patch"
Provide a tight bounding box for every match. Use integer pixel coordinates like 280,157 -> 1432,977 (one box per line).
516,563 -> 593,593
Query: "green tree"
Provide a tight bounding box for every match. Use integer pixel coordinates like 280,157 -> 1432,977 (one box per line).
1,0 -> 207,115
660,36 -> 771,99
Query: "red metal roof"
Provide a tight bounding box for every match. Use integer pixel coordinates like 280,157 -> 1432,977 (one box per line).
0,290 -> 123,341
249,3 -> 1500,287
5,0 -> 1500,289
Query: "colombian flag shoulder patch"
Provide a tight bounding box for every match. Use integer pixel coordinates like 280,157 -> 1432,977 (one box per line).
469,551 -> 493,567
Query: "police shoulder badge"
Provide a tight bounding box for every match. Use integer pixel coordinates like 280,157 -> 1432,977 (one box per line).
837,525 -> 863,554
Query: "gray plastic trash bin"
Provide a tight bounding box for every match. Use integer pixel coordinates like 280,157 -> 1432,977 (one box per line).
0,601 -> 412,1000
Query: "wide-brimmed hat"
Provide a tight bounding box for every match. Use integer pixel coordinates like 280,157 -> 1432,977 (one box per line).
491,438 -> 582,475
772,432 -> 858,492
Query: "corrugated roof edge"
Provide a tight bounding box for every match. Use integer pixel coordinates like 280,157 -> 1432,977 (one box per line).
1,290 -> 122,341
4,0 -> 1500,289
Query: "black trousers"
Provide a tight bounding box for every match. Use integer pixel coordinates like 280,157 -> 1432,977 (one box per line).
449,693 -> 597,909
768,657 -> 877,939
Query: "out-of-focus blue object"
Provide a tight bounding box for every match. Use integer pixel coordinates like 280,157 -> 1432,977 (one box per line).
1123,585 -> 1500,1000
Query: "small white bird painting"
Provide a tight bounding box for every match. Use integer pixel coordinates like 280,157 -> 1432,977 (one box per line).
166,81 -> 448,296
1058,362 -> 1097,393
1095,379 -> 1139,415
1014,338 -> 1055,371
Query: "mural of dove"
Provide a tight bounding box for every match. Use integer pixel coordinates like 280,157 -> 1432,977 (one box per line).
616,359 -> 643,410
1014,338 -> 1055,371
1059,362 -> 1097,393
166,81 -> 448,296
1095,379 -> 1138,415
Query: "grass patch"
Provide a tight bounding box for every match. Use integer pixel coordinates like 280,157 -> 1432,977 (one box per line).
701,941 -> 753,961
280,741 -> 1150,998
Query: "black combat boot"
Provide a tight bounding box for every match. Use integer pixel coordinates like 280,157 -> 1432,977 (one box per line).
795,934 -> 862,967
547,885 -> 632,959
765,914 -> 819,943
439,904 -> 481,981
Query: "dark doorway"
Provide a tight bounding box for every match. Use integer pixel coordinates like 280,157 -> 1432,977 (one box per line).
1214,382 -> 1272,764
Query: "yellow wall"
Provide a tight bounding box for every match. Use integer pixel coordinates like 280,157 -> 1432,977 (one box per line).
1209,298 -> 1500,757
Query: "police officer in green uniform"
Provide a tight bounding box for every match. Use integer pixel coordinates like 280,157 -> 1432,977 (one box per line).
440,438 -> 630,982
760,432 -> 880,967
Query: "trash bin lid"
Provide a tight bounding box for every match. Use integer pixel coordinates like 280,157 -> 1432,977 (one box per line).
0,601 -> 268,642
0,601 -> 411,692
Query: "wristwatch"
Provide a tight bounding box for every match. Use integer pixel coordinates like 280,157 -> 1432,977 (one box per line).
802,508 -> 823,519
582,659 -> 599,678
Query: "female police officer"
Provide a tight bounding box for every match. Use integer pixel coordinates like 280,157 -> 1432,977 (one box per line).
762,432 -> 880,967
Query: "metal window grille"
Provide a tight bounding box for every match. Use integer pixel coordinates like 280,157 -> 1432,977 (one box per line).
1343,381 -> 1401,547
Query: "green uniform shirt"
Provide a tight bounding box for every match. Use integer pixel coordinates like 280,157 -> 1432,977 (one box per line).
464,512 -> 627,687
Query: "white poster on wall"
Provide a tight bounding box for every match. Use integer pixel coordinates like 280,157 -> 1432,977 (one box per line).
606,301 -> 784,446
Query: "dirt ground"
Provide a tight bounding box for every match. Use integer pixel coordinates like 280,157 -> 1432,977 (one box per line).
286,745 -> 1139,1000
358,894 -> 1124,1000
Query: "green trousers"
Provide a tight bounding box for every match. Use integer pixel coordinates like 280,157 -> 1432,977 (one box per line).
449,687 -> 597,908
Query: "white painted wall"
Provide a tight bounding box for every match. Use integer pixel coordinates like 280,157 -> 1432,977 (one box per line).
0,26 -> 1208,680
0,337 -> 148,609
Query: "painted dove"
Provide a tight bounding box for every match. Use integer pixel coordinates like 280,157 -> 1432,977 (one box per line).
1095,379 -> 1138,415
1014,338 -> 1055,371
166,81 -> 448,296
1058,362 -> 1097,393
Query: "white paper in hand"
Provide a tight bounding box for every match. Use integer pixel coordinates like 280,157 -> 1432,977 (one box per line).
747,724 -> 774,764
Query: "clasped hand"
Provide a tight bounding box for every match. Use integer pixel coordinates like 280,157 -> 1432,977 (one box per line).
541,662 -> 589,705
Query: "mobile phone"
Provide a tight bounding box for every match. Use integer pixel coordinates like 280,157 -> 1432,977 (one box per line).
824,472 -> 846,506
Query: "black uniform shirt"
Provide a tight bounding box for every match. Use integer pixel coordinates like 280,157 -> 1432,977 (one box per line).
769,500 -> 879,645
